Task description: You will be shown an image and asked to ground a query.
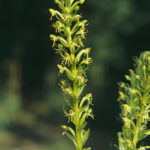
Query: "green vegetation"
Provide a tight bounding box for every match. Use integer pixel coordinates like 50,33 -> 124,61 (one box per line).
0,0 -> 150,149
118,51 -> 150,150
49,0 -> 93,150
0,60 -> 21,129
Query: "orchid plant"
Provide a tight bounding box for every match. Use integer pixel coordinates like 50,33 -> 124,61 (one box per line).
118,51 -> 150,150
49,0 -> 93,150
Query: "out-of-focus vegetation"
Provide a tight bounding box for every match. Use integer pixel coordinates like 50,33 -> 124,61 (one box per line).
118,52 -> 150,150
0,0 -> 150,150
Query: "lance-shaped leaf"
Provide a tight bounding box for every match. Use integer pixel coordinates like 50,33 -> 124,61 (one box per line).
82,129 -> 90,146
79,113 -> 86,126
77,85 -> 85,98
57,36 -> 69,47
138,130 -> 150,141
79,104 -> 93,121
138,146 -> 150,150
62,125 -> 77,146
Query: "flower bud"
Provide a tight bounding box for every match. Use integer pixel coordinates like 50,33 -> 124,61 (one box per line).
125,75 -> 131,81
74,6 -> 80,11
55,0 -> 59,4
80,0 -> 85,4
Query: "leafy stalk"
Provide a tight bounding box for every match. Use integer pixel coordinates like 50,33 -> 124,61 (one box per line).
49,0 -> 93,150
118,51 -> 150,150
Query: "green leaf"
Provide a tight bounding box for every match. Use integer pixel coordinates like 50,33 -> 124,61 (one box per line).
82,129 -> 90,146
77,85 -> 85,98
79,121 -> 87,131
63,131 -> 77,147
138,147 -> 146,150
138,131 -> 149,141
79,113 -> 86,126
144,129 -> 150,135
64,67 -> 74,80
57,36 -> 69,47
61,125 -> 77,146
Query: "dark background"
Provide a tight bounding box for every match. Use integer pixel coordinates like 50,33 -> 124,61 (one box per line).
0,0 -> 150,150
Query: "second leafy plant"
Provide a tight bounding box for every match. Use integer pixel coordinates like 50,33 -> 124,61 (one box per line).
118,51 -> 150,150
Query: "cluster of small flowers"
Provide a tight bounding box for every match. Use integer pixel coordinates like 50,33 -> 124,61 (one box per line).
50,0 -> 93,150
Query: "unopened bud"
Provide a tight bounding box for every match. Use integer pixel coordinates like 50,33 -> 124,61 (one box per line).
125,75 -> 131,81
136,75 -> 140,79
80,0 -> 85,4
55,0 -> 59,3
142,65 -> 146,72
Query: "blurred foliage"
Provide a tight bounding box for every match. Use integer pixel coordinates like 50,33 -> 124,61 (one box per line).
0,0 -> 150,149
0,59 -> 21,129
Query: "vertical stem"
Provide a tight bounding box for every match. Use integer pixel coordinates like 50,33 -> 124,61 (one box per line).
133,124 -> 139,148
133,101 -> 144,148
50,1 -> 93,149
73,74 -> 82,150
67,18 -> 83,150
67,9 -> 83,150
74,98 -> 82,150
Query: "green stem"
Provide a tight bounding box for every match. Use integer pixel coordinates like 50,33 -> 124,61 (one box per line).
74,99 -> 82,150
133,124 -> 139,148
71,39 -> 82,150
73,78 -> 82,150
133,98 -> 145,148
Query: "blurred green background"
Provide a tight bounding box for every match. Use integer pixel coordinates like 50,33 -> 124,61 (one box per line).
0,0 -> 150,150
